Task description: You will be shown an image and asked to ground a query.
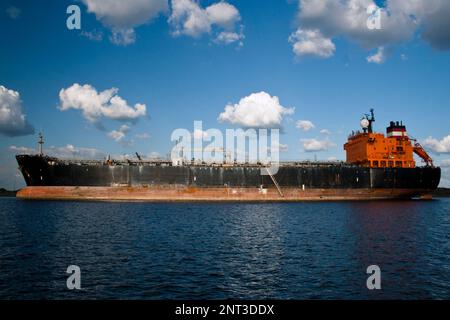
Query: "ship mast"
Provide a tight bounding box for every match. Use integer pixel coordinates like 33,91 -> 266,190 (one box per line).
368,108 -> 375,133
38,132 -> 44,156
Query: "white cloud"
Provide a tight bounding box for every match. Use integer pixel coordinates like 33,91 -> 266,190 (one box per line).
289,29 -> 335,58
148,151 -> 162,159
422,135 -> 450,154
367,46 -> 386,64
296,120 -> 315,131
10,144 -> 106,159
169,0 -> 243,45
6,6 -> 21,19
301,138 -> 336,152
169,0 -> 210,37
48,144 -> 106,159
109,28 -> 136,46
59,83 -> 146,123
0,85 -> 35,137
205,2 -> 240,28
440,159 -> 450,167
441,168 -> 450,188
108,124 -> 130,142
82,0 -> 168,45
320,129 -> 331,135
218,91 -> 295,128
414,0 -> 450,50
81,30 -> 104,41
9,145 -> 35,154
215,30 -> 244,46
291,0 -> 450,60
293,0 -> 415,50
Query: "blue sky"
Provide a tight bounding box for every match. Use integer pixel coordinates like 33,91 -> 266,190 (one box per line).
1,0 -> 450,189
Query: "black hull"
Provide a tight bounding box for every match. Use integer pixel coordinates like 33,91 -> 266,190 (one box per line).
16,155 -> 441,192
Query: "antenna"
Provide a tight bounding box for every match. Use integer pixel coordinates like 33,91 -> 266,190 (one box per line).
368,108 -> 375,133
38,132 -> 44,156
361,109 -> 376,133
135,152 -> 142,161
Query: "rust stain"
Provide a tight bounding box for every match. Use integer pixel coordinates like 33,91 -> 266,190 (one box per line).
16,186 -> 434,202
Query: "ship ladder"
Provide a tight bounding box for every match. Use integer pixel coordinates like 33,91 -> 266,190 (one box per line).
265,167 -> 284,197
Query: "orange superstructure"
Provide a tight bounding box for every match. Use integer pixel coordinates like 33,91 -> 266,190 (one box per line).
344,109 -> 433,168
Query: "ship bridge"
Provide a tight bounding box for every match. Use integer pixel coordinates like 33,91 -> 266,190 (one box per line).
344,110 -> 433,168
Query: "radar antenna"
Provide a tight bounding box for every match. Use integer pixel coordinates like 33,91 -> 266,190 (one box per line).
361,109 -> 375,133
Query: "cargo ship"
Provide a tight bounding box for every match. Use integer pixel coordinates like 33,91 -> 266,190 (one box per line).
15,110 -> 441,201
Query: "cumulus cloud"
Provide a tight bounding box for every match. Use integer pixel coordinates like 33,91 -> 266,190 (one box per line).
169,0 -> 210,37
109,28 -> 136,45
218,91 -> 295,128
82,0 -> 168,45
108,124 -> 130,142
205,2 -> 240,29
422,135 -> 450,154
81,30 -> 104,41
59,83 -> 146,123
290,0 -> 450,60
296,120 -> 315,131
414,0 -> 450,50
289,29 -> 335,58
48,144 -> 107,159
215,29 -> 245,46
148,151 -> 162,159
0,85 -> 35,137
440,159 -> 450,167
10,144 -> 106,159
301,138 -> 336,152
367,46 -> 386,64
169,0 -> 244,45
441,168 -> 450,188
9,145 -> 35,154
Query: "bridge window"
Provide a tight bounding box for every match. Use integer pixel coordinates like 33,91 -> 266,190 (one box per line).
395,161 -> 402,167
373,161 -> 379,167
388,161 -> 394,167
381,161 -> 386,167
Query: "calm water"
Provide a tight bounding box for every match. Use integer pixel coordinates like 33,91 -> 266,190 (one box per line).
0,197 -> 449,299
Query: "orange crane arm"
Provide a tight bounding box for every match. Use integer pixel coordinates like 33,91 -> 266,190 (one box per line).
413,142 -> 434,166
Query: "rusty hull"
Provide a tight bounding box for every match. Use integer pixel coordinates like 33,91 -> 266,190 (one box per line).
16,186 -> 434,202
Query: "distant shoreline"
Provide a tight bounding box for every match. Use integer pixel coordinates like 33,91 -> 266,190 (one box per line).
1,187 -> 450,198
432,188 -> 450,197
0,188 -> 17,197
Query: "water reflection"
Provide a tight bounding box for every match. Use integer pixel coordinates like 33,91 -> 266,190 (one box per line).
342,201 -> 430,298
215,204 -> 285,298
0,198 -> 449,299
